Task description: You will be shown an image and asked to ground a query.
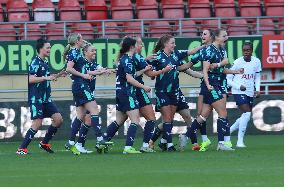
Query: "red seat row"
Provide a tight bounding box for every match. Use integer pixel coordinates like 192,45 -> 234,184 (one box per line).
0,0 -> 283,22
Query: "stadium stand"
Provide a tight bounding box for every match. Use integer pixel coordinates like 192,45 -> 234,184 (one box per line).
124,21 -> 143,36
239,0 -> 262,17
161,0 -> 185,19
258,18 -> 276,35
188,0 -> 211,18
6,0 -> 30,22
214,0 -> 236,17
264,0 -> 284,17
32,0 -> 55,22
0,24 -> 16,41
84,0 -> 108,20
98,21 -> 120,38
19,23 -> 43,40
202,19 -> 220,30
180,20 -> 198,36
110,0 -> 133,19
136,0 -> 159,19
148,20 -> 172,37
58,0 -> 82,21
71,22 -> 94,39
0,7 -> 3,22
227,19 -> 250,35
46,23 -> 66,40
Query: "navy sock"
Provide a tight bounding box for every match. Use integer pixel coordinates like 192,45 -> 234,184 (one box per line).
143,120 -> 155,143
162,122 -> 173,144
150,126 -> 162,142
91,115 -> 102,138
20,128 -> 37,149
224,118 -> 230,137
187,119 -> 201,144
77,124 -> 90,144
42,125 -> 58,144
200,121 -> 207,135
69,117 -> 82,141
125,123 -> 138,146
217,117 -> 227,142
105,121 -> 120,141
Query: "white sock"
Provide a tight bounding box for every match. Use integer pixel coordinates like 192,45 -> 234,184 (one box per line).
201,135 -> 209,142
124,146 -> 131,150
224,136 -> 230,142
160,138 -> 167,143
238,112 -> 251,145
69,140 -> 75,145
218,141 -> 224,144
230,117 -> 241,134
167,143 -> 173,148
97,136 -> 103,142
143,142 -> 149,148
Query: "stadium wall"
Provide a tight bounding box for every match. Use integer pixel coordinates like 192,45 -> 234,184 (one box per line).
1,95 -> 284,141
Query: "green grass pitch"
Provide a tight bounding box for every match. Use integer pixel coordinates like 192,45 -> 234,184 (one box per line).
0,135 -> 283,187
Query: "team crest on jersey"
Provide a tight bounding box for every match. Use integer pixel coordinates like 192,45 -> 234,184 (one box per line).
162,59 -> 166,63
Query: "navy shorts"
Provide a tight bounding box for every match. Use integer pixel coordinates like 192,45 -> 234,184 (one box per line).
30,102 -> 59,120
116,92 -> 139,113
233,94 -> 254,108
72,83 -> 94,107
155,92 -> 179,112
136,88 -> 152,108
199,82 -> 207,96
203,85 -> 224,105
176,90 -> 189,112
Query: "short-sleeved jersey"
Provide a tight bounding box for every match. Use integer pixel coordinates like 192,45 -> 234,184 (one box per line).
116,54 -> 136,95
133,53 -> 148,84
86,59 -> 102,92
150,50 -> 188,93
202,44 -> 227,86
230,56 -> 262,97
66,48 -> 86,84
28,56 -> 51,104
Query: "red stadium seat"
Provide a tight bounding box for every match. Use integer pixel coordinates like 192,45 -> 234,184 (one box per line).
214,0 -> 236,17
0,24 -> 16,41
264,0 -> 284,16
0,8 -> 3,22
6,0 -> 30,22
85,0 -> 108,20
71,22 -> 94,40
32,0 -> 55,22
110,0 -> 133,19
227,19 -> 249,36
202,19 -> 220,30
58,0 -> 81,21
161,0 -> 184,19
19,24 -> 43,40
279,18 -> 284,34
98,22 -> 120,38
258,18 -> 275,35
188,0 -> 211,18
46,23 -> 66,40
136,0 -> 159,19
124,21 -> 143,36
0,0 -> 7,4
180,20 -> 197,37
149,21 -> 172,37
239,0 -> 261,17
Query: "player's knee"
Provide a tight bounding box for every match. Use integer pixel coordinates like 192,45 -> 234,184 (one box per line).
53,115 -> 63,127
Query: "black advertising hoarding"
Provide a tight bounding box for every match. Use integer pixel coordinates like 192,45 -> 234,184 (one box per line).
0,95 -> 283,141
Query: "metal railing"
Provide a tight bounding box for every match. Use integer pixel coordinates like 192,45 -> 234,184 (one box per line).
0,16 -> 283,40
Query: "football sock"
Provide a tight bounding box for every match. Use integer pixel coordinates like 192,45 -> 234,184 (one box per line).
143,120 -> 155,144
125,123 -> 138,146
20,128 -> 37,149
42,125 -> 58,144
104,121 -> 120,141
69,117 -> 82,141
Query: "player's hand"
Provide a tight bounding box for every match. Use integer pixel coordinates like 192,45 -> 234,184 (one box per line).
207,84 -> 214,91
143,85 -> 151,93
82,73 -> 93,80
235,68 -> 244,74
46,75 -> 56,81
254,91 -> 260,98
240,85 -> 246,91
145,54 -> 157,61
144,65 -> 152,72
162,65 -> 172,73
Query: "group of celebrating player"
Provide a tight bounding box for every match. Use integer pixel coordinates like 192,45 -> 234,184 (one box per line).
16,28 -> 261,155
